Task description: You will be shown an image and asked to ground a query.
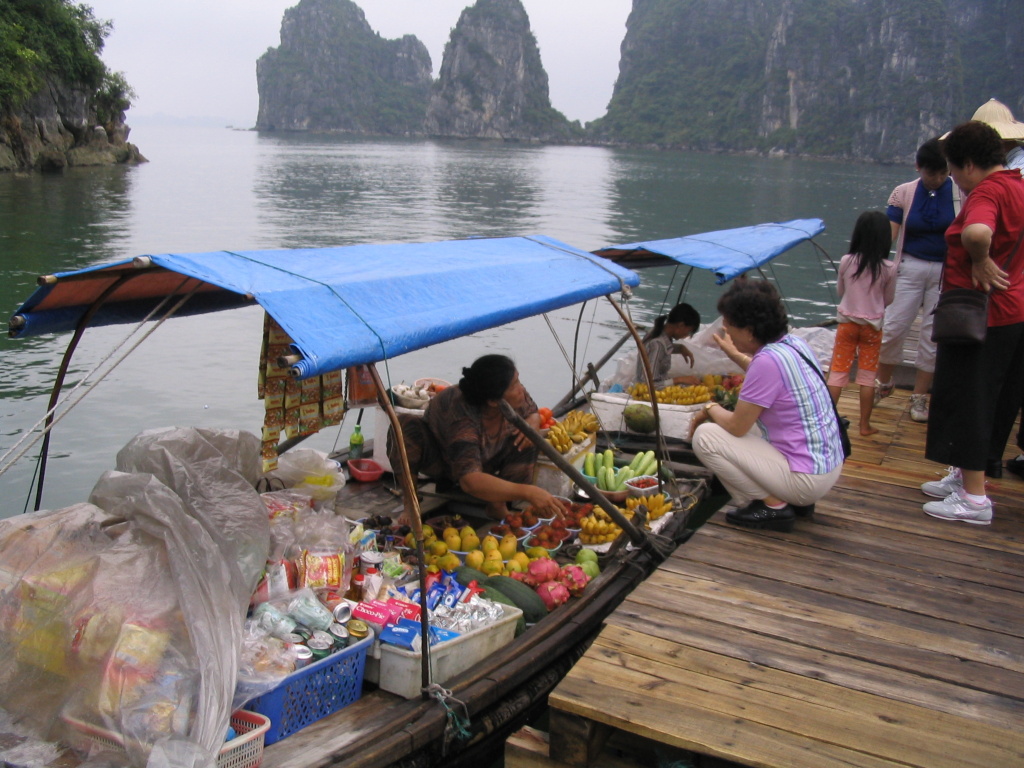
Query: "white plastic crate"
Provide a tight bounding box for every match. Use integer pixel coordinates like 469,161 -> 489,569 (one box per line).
376,605 -> 522,699
590,392 -> 701,442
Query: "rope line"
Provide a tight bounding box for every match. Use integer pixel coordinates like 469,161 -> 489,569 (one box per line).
0,280 -> 199,479
424,684 -> 472,740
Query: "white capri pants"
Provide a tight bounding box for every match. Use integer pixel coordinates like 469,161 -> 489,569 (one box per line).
878,256 -> 943,373
692,422 -> 842,507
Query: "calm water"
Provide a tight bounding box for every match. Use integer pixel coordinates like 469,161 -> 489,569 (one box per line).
0,126 -> 910,512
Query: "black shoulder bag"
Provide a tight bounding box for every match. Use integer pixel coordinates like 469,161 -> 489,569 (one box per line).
931,225 -> 1024,345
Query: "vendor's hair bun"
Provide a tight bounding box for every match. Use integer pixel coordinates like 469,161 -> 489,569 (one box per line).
458,354 -> 516,406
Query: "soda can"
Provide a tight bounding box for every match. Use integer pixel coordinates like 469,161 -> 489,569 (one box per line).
287,593 -> 334,631
328,622 -> 350,649
292,645 -> 313,669
332,601 -> 352,624
307,633 -> 333,660
347,620 -> 370,641
283,632 -> 305,645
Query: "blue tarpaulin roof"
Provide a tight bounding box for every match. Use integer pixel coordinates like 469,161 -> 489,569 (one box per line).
9,235 -> 639,378
593,219 -> 825,284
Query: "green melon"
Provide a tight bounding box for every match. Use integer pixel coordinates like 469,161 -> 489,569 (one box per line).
623,403 -> 656,434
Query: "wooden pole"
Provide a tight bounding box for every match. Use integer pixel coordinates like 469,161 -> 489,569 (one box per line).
366,364 -> 433,697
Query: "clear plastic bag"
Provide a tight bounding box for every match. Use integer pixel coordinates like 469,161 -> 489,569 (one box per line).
268,449 -> 345,504
0,428 -> 271,768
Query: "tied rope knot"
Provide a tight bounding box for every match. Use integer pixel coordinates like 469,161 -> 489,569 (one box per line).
424,684 -> 471,740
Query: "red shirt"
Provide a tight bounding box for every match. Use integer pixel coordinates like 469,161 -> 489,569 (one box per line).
944,169 -> 1024,326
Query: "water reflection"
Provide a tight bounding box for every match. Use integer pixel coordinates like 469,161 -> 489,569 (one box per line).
0,127 -> 918,513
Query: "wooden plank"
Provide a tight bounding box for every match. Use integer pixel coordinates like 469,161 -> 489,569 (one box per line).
604,603 -> 1024,730
675,527 -> 1023,633
569,631 -> 1024,768
640,565 -> 1024,675
621,573 -> 1024,700
691,519 -> 1024,592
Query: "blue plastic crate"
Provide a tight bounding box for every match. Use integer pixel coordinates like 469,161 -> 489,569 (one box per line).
246,633 -> 372,745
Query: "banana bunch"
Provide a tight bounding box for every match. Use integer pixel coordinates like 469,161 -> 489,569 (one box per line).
579,507 -> 623,544
546,422 -> 574,453
627,383 -> 712,405
546,409 -> 598,453
625,493 -> 672,521
580,498 -> 671,545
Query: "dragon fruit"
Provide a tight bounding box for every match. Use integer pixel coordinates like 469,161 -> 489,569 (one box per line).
558,564 -> 590,597
535,580 -> 570,611
524,556 -> 560,587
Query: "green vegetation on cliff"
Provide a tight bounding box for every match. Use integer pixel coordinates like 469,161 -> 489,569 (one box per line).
591,0 -> 1021,162
0,0 -> 133,119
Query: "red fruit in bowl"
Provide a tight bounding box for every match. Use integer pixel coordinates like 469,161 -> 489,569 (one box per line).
522,509 -> 538,527
550,519 -> 566,531
506,512 -> 523,528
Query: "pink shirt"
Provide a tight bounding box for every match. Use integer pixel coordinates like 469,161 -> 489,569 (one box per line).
836,253 -> 897,329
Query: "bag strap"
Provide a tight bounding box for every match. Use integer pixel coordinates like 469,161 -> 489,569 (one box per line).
785,341 -> 848,436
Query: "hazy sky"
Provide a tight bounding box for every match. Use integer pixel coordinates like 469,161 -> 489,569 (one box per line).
86,0 -> 632,126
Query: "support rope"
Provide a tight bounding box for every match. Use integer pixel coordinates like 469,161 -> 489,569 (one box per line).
424,684 -> 472,741
0,281 -> 200,480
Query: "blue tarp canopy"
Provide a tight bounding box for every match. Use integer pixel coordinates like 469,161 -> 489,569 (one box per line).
9,235 -> 639,378
593,219 -> 825,284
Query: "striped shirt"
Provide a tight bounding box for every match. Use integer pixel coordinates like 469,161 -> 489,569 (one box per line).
738,334 -> 844,474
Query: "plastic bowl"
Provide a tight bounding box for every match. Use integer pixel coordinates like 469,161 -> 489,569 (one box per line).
601,488 -> 629,504
348,458 -> 384,482
625,475 -> 660,498
414,377 -> 451,393
524,537 -> 562,555
391,386 -> 429,410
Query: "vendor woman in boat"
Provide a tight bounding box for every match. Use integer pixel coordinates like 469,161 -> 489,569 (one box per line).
689,280 -> 845,532
387,354 -> 565,523
635,302 -> 702,387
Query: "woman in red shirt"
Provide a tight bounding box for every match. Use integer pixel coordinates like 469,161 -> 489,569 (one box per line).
921,121 -> 1024,524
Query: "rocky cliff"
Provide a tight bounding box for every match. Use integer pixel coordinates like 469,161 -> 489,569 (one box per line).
592,0 -> 1024,163
424,0 -> 578,141
256,0 -> 432,133
0,77 -> 143,173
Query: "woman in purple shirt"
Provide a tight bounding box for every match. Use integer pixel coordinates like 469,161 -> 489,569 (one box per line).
690,280 -> 845,532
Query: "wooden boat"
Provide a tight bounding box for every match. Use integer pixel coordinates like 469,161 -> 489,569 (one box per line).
3,234 -> 728,768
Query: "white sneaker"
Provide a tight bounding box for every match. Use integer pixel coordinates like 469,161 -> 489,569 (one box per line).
923,491 -> 993,525
921,467 -> 962,498
909,394 -> 929,423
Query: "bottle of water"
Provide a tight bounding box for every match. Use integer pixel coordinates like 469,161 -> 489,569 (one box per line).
349,424 -> 364,460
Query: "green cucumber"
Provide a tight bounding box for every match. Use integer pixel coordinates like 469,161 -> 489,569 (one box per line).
603,449 -> 615,471
628,452 -> 644,471
484,575 -> 548,623
614,466 -> 633,490
637,456 -> 658,478
584,452 -> 596,477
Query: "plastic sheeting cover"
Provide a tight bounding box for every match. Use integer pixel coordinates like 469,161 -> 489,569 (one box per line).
0,428 -> 269,768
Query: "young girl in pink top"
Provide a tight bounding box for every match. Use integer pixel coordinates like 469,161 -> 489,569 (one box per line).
827,211 -> 898,435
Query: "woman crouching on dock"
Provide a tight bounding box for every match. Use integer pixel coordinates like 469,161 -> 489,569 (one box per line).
689,280 -> 845,532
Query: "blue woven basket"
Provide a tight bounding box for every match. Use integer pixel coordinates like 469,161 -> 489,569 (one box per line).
246,633 -> 372,745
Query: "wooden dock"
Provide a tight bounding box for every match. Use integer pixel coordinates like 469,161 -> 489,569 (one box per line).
544,389 -> 1024,768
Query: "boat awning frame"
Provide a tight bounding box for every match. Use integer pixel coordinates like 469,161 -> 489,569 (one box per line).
593,219 -> 826,284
